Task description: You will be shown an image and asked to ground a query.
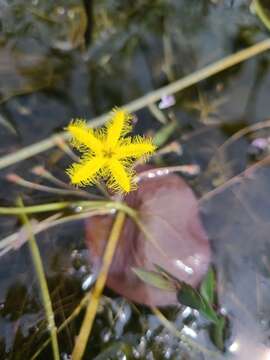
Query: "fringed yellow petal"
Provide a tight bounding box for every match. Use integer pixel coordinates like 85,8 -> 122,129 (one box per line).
106,108 -> 132,148
116,136 -> 156,160
65,107 -> 156,193
67,156 -> 106,186
107,159 -> 134,193
67,119 -> 103,154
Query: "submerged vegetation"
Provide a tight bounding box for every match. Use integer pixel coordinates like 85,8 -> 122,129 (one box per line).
1,1 -> 270,359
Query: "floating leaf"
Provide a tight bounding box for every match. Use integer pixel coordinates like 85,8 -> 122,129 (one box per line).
86,168 -> 210,306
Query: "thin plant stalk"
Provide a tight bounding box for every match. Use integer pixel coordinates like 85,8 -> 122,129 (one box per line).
252,0 -> 270,31
0,200 -> 137,219
6,173 -> 95,198
0,201 -> 72,215
17,198 -> 60,360
31,293 -> 91,360
0,39 -> 270,170
218,118 -> 270,152
72,211 -> 126,360
0,209 -> 114,257
31,166 -> 97,199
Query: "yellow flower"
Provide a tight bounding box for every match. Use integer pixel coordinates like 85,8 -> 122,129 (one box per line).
66,108 -> 156,193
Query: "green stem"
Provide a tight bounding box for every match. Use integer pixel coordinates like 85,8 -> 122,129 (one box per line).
17,198 -> 60,360
72,211 -> 126,360
0,202 -> 71,214
252,0 -> 270,31
0,200 -> 136,217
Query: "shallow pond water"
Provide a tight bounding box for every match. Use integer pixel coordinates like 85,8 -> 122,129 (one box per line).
1,0 -> 270,359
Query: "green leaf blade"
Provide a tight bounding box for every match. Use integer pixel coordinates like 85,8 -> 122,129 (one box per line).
200,267 -> 215,305
177,282 -> 219,324
132,267 -> 174,291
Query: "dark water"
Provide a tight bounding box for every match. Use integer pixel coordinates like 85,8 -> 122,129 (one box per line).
1,0 -> 270,359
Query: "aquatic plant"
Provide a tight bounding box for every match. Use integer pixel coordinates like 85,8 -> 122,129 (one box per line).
66,108 -> 156,192
1,3 -> 270,357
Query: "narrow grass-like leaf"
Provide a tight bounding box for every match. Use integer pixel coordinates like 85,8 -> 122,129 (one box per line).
153,264 -> 182,286
177,282 -> 219,324
132,267 -> 175,291
210,316 -> 227,352
200,267 -> 215,305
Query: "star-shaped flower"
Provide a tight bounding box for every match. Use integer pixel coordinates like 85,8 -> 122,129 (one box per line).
66,108 -> 156,193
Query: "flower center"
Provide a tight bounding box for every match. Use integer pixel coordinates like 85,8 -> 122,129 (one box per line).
102,148 -> 115,158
